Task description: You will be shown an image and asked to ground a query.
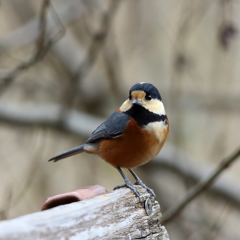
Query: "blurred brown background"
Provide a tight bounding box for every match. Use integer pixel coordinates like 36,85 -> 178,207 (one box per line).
0,0 -> 240,239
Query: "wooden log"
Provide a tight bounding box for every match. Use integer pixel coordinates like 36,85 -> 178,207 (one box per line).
0,186 -> 169,240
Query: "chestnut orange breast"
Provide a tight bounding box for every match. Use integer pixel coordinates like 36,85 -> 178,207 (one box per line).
98,118 -> 163,168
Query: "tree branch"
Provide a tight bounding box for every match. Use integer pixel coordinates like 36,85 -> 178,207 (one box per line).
0,187 -> 169,240
161,147 -> 240,224
143,144 -> 240,209
64,0 -> 121,94
0,102 -> 103,138
1,102 -> 240,216
0,0 -> 84,50
0,0 -> 64,92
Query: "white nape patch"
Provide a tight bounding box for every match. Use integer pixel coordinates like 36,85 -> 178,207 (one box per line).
140,82 -> 146,84
144,121 -> 167,142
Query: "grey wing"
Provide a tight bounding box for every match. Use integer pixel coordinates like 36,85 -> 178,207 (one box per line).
86,112 -> 131,143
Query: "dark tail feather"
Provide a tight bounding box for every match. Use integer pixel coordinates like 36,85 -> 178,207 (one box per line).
48,145 -> 85,162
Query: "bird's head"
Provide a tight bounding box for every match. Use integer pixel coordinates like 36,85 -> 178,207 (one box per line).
120,82 -> 166,116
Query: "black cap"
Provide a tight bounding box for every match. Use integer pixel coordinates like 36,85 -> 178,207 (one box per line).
129,83 -> 162,101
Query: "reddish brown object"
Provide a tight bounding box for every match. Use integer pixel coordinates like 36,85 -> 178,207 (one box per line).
41,185 -> 108,211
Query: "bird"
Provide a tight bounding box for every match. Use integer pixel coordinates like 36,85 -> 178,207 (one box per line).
49,82 -> 169,199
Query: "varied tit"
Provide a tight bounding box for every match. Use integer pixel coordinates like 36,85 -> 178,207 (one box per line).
49,82 -> 169,199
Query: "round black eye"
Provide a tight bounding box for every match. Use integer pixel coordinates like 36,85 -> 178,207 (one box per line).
145,94 -> 152,101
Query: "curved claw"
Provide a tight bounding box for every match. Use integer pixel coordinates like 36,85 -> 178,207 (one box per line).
128,168 -> 156,200
113,183 -> 126,190
134,181 -> 156,200
114,179 -> 140,198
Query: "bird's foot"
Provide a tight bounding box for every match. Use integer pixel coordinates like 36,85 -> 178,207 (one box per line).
134,180 -> 156,200
114,179 -> 140,198
113,183 -> 126,189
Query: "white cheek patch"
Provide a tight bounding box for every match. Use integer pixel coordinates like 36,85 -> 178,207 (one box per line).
120,95 -> 166,117
144,121 -> 167,142
143,100 -> 165,115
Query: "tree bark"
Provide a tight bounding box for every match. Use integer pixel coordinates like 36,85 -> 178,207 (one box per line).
0,186 -> 169,240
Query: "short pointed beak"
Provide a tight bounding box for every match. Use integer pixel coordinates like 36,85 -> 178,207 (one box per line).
132,99 -> 142,105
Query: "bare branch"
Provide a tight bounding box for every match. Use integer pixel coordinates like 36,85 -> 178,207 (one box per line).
0,187 -> 169,240
161,147 -> 240,224
0,0 -> 64,93
75,0 -> 121,77
36,0 -> 50,52
0,0 -> 85,50
60,0 -> 122,110
0,102 -> 103,138
146,149 -> 240,209
1,102 -> 240,212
